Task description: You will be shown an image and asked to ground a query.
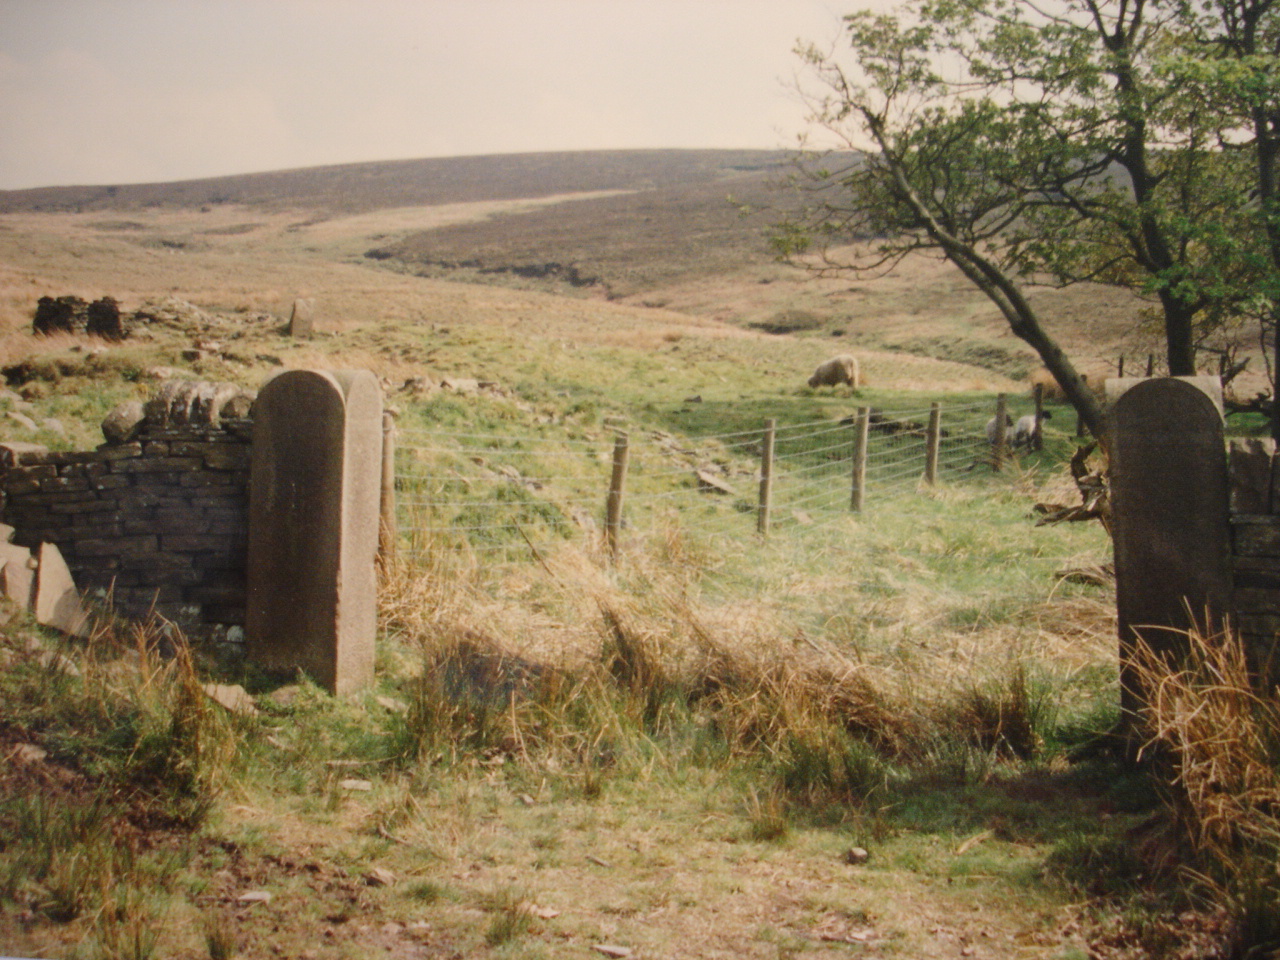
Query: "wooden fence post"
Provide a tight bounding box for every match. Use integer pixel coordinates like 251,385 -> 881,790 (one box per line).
851,407 -> 870,512
925,402 -> 941,485
993,393 -> 1008,470
378,412 -> 396,568
606,433 -> 629,559
758,418 -> 775,537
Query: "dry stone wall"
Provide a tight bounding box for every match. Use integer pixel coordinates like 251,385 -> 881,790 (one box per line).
1229,437 -> 1280,681
0,370 -> 384,697
0,391 -> 252,632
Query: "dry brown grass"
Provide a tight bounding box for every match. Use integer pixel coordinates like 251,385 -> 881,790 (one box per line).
1027,364 -> 1115,402
378,502 -> 1112,806
1136,630 -> 1280,854
380,527 -> 922,785
0,329 -> 87,370
0,197 -> 1173,400
1133,628 -> 1280,957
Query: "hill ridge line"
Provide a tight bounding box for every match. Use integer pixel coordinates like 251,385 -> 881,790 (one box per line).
0,148 -> 796,215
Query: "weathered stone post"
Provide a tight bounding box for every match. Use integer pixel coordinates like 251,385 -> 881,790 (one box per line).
1108,376 -> 1231,744
246,370 -> 382,694
288,298 -> 315,338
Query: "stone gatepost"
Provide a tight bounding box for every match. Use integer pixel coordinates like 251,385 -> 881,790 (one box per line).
1107,377 -> 1231,738
246,370 -> 382,694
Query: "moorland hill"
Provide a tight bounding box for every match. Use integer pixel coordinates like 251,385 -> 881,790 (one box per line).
0,148 -> 1169,388
0,149 -> 792,216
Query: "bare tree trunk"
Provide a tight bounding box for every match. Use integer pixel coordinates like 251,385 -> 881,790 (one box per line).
1161,298 -> 1198,376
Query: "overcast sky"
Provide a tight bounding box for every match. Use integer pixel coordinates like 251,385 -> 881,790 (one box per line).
0,0 -> 855,191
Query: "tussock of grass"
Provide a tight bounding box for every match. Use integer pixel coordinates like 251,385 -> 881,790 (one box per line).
743,787 -> 790,841
385,531 -> 920,781
1136,632 -> 1280,853
1133,629 -> 1280,958
380,493 -> 1111,814
0,613 -> 238,957
482,884 -> 536,946
2,619 -> 236,826
941,665 -> 1049,761
203,914 -> 239,960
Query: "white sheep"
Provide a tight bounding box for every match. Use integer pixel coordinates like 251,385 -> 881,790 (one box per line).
1010,410 -> 1052,449
985,414 -> 1013,446
807,355 -> 860,389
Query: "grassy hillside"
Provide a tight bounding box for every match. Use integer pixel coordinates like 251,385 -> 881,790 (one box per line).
0,150 -> 1265,960
0,149 -> 791,216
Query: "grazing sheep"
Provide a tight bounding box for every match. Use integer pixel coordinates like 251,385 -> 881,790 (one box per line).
985,414 -> 1013,446
1010,410 -> 1052,449
808,354 -> 860,389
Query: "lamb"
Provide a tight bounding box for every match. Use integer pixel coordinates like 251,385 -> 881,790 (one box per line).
1010,410 -> 1052,449
986,411 -> 1053,451
807,354 -> 860,389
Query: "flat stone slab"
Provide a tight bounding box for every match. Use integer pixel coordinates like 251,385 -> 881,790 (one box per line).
202,683 -> 258,715
0,441 -> 49,466
695,469 -> 734,495
440,377 -> 480,394
33,542 -> 92,638
0,542 -> 35,609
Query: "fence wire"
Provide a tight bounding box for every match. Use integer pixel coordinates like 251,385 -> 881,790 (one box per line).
392,398 -> 1004,560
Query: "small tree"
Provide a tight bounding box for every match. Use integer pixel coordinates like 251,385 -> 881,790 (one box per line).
778,0 -> 1270,436
1166,0 -> 1280,435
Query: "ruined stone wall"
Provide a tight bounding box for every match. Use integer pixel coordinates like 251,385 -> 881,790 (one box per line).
0,419 -> 251,631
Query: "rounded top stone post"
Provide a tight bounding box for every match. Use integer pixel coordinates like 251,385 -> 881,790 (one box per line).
1107,375 -> 1230,743
246,369 -> 383,694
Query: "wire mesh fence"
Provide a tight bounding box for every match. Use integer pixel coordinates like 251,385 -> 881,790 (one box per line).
392,398 -> 1001,562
